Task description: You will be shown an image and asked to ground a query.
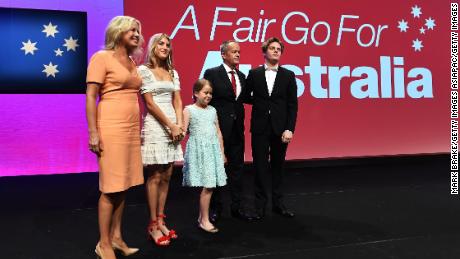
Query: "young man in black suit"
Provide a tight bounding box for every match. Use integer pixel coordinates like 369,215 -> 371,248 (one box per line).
203,40 -> 254,222
242,37 -> 298,219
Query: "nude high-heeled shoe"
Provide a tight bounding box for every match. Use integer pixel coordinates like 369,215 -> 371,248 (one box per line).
111,241 -> 139,256
95,242 -> 109,259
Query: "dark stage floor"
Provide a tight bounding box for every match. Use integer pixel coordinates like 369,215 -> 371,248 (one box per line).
0,154 -> 458,259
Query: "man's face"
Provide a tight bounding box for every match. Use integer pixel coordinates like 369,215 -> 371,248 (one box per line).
222,42 -> 240,68
264,42 -> 282,63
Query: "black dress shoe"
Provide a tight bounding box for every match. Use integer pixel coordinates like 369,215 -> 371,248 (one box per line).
253,209 -> 265,220
231,209 -> 255,221
209,210 -> 221,223
272,205 -> 295,218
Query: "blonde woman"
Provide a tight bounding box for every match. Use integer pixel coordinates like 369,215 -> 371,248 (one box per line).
137,33 -> 184,246
86,16 -> 143,258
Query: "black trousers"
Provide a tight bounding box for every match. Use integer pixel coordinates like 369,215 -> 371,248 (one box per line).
210,123 -> 245,213
251,121 -> 288,212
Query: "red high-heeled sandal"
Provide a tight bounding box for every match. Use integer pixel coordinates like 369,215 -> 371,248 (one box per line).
147,220 -> 170,246
157,214 -> 178,239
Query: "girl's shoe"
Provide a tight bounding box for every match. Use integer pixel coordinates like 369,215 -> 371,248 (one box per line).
197,222 -> 219,233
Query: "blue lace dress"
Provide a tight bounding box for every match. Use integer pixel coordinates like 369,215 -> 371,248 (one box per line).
182,104 -> 227,188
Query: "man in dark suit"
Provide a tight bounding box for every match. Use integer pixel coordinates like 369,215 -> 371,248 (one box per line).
242,37 -> 298,219
203,40 -> 253,222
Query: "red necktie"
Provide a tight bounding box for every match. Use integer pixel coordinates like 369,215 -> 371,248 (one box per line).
229,71 -> 237,95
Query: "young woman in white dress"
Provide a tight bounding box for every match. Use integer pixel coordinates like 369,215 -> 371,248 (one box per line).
137,33 -> 184,246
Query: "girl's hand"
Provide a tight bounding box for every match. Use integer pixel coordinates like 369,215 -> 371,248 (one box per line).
177,129 -> 185,142
179,131 -> 186,141
177,123 -> 186,141
224,155 -> 228,165
170,124 -> 182,142
88,132 -> 103,156
178,123 -> 185,132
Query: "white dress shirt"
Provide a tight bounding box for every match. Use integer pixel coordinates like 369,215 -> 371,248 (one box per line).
223,63 -> 241,98
264,64 -> 278,96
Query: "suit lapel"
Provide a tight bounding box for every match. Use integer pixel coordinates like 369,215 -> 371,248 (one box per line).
237,71 -> 245,88
271,67 -> 283,97
259,66 -> 270,97
236,70 -> 245,101
218,64 -> 236,98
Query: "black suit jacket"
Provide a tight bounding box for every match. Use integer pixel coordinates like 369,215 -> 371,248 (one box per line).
242,66 -> 298,135
204,65 -> 246,140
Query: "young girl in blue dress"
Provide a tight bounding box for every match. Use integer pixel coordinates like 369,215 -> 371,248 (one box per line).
182,79 -> 227,233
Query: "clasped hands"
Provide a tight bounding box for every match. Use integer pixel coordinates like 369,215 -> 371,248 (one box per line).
170,124 -> 185,143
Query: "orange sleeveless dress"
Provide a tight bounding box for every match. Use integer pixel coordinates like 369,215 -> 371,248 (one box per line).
86,50 -> 144,193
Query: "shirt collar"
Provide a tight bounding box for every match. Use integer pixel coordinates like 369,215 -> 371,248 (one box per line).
264,64 -> 279,72
223,63 -> 237,74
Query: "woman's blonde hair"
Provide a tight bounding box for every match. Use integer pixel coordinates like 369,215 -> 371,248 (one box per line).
104,16 -> 144,56
145,33 -> 175,78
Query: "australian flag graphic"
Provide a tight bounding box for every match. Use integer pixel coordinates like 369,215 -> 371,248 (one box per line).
0,7 -> 87,93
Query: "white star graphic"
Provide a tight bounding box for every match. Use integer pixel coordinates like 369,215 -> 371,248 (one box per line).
42,22 -> 59,37
397,19 -> 409,32
425,17 -> 436,30
20,39 -> 38,55
419,27 -> 426,34
412,39 -> 423,52
42,62 -> 59,78
54,48 -> 64,57
411,5 -> 422,18
63,36 -> 79,51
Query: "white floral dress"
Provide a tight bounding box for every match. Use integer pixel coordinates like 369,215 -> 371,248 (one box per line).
137,65 -> 183,165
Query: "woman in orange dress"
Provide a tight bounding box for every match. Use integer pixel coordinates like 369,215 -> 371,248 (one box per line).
86,16 -> 144,259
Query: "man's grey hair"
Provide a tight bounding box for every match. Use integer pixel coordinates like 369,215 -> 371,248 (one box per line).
220,40 -> 238,54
